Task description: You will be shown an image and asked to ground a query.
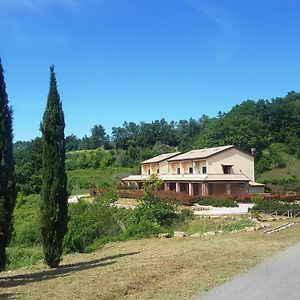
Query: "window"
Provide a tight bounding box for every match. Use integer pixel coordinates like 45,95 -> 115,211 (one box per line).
177,167 -> 181,174
148,169 -> 150,175
189,167 -> 193,174
222,165 -> 232,174
202,166 -> 207,174
157,168 -> 159,174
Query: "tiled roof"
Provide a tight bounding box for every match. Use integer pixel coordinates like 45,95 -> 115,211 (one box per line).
168,145 -> 234,161
141,152 -> 181,164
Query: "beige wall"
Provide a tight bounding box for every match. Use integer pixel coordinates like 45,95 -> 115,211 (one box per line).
169,162 -> 180,174
159,160 -> 169,174
207,148 -> 254,181
141,164 -> 149,175
141,163 -> 159,175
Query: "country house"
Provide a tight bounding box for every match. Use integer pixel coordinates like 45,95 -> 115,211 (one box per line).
121,145 -> 264,196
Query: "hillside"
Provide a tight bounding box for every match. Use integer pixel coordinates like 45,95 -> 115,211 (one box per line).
14,91 -> 300,194
257,150 -> 300,192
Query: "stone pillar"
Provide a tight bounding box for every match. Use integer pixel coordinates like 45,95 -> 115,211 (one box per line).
176,182 -> 180,193
226,182 -> 231,195
188,182 -> 193,196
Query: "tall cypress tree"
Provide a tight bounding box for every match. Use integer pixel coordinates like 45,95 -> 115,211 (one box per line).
0,58 -> 16,271
41,65 -> 68,268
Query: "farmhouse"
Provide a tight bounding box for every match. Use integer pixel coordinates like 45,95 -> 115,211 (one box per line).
122,145 -> 264,196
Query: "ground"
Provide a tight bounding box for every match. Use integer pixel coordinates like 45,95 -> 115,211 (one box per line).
1,217 -> 300,300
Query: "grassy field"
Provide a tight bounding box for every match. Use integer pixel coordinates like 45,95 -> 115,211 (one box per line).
1,218 -> 300,300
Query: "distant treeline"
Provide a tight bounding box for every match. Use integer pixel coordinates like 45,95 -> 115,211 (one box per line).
14,91 -> 300,194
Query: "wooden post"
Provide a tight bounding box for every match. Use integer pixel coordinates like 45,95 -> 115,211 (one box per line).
176,182 -> 180,193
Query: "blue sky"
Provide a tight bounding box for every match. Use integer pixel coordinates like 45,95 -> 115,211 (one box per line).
1,0 -> 300,141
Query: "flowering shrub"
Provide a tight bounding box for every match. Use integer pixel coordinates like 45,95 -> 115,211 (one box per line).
117,190 -> 143,199
264,193 -> 300,202
153,190 -> 198,206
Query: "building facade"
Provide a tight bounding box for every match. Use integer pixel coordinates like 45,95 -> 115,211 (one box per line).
122,145 -> 264,196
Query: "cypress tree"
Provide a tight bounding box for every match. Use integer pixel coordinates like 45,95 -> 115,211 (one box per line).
40,65 -> 68,268
0,58 -> 16,271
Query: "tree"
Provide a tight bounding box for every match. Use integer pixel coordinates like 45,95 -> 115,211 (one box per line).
40,65 -> 68,268
90,124 -> 109,149
0,58 -> 16,271
14,137 -> 42,195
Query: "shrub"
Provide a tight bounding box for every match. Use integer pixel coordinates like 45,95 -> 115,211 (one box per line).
6,245 -> 43,270
153,190 -> 198,206
12,194 -> 42,246
235,194 -> 252,203
63,197 -> 131,253
198,196 -> 238,207
126,175 -> 179,238
117,190 -> 143,199
251,199 -> 300,216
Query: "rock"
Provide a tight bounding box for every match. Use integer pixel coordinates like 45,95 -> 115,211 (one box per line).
217,230 -> 224,234
174,231 -> 186,238
157,233 -> 170,239
191,233 -> 201,237
203,231 -> 216,236
245,227 -> 255,232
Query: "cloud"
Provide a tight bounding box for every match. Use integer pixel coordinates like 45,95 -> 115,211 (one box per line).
181,0 -> 231,30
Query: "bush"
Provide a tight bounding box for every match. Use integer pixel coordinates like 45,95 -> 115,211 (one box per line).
117,189 -> 143,199
125,175 -> 179,238
123,222 -> 163,239
63,197 -> 131,253
198,196 -> 238,207
12,194 -> 42,246
6,245 -> 43,270
154,190 -> 198,206
251,199 -> 300,216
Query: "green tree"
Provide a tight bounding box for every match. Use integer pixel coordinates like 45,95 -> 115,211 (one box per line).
40,66 -> 68,268
90,124 -> 109,149
0,58 -> 16,271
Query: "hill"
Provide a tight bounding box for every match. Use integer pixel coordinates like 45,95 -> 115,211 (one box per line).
13,91 -> 300,194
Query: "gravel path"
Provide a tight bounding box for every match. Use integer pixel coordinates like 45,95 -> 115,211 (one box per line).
194,203 -> 254,216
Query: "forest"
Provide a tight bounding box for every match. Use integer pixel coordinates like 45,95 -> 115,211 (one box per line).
14,91 -> 300,195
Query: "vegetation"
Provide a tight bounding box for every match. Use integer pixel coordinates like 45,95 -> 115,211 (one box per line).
177,217 -> 254,235
251,198 -> 300,216
198,197 -> 238,207
0,59 -> 16,271
40,66 -> 68,268
64,196 -> 131,253
125,175 -> 180,238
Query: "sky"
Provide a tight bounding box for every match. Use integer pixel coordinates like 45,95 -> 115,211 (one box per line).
1,0 -> 300,141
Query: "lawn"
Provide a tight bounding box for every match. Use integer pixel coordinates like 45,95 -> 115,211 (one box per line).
1,218 -> 300,300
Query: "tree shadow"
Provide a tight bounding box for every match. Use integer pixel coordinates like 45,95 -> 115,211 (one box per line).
0,251 -> 140,289
0,292 -> 20,299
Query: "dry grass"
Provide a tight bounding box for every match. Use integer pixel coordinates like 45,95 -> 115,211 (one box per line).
1,219 -> 300,300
